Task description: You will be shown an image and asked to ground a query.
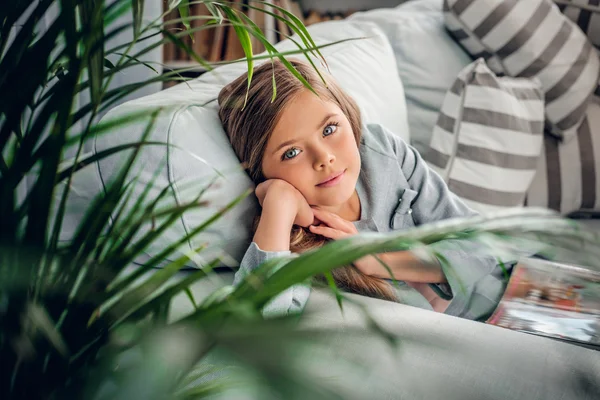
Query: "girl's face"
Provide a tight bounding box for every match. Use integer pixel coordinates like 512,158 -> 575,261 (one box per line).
261,89 -> 361,209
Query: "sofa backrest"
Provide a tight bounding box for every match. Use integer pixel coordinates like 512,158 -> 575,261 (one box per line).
63,19 -> 410,268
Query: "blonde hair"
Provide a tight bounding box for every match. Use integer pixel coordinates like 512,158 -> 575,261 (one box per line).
218,58 -> 396,301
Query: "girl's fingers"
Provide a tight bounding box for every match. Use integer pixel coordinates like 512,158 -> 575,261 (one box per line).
309,224 -> 344,240
312,208 -> 350,231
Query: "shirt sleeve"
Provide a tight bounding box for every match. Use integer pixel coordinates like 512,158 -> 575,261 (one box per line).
234,242 -> 311,318
389,127 -> 516,321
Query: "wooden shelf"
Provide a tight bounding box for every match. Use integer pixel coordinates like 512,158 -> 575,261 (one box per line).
161,0 -> 361,88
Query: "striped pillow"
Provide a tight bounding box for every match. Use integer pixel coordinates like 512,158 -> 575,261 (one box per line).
595,58 -> 600,105
425,59 -> 545,214
444,0 -> 600,140
554,0 -> 600,49
526,101 -> 600,213
555,2 -> 600,105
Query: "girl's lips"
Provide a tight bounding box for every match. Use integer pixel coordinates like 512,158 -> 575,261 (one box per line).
317,170 -> 345,187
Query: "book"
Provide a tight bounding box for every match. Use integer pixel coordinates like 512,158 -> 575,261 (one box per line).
288,1 -> 305,24
274,0 -> 291,42
223,0 -> 246,61
247,0 -> 266,54
487,257 -> 600,349
208,20 -> 226,62
191,1 -> 214,60
262,0 -> 277,43
162,4 -> 180,62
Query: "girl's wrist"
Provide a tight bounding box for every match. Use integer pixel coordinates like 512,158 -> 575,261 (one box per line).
262,193 -> 298,223
354,254 -> 384,277
253,204 -> 295,252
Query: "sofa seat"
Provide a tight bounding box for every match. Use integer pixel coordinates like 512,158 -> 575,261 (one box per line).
167,270 -> 600,400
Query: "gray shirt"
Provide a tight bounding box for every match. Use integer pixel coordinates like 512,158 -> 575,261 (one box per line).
233,123 -> 513,321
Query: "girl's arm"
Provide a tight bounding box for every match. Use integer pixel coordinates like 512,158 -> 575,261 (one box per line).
383,124 -> 519,320
232,181 -> 313,318
233,241 -> 310,317
357,252 -> 447,284
310,206 -> 448,284
252,193 -> 296,251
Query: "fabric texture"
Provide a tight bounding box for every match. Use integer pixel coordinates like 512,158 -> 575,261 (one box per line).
596,65 -> 600,104
424,59 -> 545,214
555,0 -> 600,49
233,242 -> 311,317
526,101 -> 600,213
171,273 -> 600,400
234,123 -> 515,322
90,20 -> 409,269
298,289 -> 600,400
443,0 -> 600,140
349,0 -> 473,155
554,1 -> 600,109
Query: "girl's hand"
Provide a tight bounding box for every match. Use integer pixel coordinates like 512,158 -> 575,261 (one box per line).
254,179 -> 277,207
309,207 -> 384,276
309,207 -> 359,239
255,179 -> 314,227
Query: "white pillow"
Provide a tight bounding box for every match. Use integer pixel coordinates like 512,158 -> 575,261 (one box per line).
425,59 -> 545,214
349,0 -> 473,155
80,20 -> 408,268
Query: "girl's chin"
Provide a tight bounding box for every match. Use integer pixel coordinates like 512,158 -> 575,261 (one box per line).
312,188 -> 354,206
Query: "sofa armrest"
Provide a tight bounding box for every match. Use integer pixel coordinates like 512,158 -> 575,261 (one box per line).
299,289 -> 600,400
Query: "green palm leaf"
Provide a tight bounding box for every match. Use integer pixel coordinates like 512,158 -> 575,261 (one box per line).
8,2 -> 593,400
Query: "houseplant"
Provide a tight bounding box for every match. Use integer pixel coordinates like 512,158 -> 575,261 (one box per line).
1,1 -> 372,398
1,1 -> 599,399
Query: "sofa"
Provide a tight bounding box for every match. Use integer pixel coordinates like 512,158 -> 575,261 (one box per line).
65,0 -> 600,398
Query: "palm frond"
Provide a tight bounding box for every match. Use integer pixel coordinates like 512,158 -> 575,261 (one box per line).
6,2 -> 594,399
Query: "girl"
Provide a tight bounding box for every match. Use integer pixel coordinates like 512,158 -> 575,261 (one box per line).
218,58 -> 509,321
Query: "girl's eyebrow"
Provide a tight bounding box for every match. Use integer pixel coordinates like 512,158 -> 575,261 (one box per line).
273,138 -> 299,155
271,113 -> 339,155
314,113 -> 338,130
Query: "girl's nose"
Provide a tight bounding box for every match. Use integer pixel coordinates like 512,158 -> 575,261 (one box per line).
313,149 -> 335,170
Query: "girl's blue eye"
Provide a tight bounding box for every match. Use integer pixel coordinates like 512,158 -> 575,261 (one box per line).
323,123 -> 338,136
282,147 -> 300,160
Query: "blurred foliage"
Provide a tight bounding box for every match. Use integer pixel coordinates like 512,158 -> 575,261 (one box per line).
2,1 -> 600,399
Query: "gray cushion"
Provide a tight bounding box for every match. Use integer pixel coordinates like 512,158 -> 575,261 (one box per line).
168,278 -> 600,399
294,289 -> 600,400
